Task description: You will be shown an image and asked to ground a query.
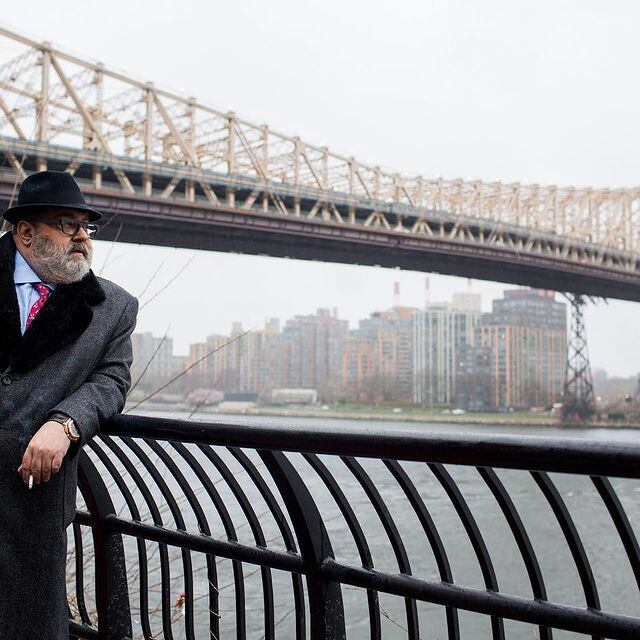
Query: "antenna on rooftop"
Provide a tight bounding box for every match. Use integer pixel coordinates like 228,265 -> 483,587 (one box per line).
425,277 -> 430,310
393,282 -> 400,308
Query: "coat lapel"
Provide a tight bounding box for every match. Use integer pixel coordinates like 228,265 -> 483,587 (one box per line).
0,232 -> 106,373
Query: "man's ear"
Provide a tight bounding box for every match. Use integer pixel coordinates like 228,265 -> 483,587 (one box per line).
14,219 -> 35,248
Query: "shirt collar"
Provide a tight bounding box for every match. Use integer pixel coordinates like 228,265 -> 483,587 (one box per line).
13,250 -> 56,290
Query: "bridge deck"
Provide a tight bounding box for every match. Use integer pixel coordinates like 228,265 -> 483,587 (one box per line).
1,141 -> 639,301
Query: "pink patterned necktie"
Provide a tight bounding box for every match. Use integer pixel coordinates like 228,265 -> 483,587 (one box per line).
26,283 -> 51,330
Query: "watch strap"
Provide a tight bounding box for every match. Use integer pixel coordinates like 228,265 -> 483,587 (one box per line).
49,412 -> 70,423
49,412 -> 80,441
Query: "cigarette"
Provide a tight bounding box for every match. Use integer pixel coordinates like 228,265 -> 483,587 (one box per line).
28,474 -> 33,490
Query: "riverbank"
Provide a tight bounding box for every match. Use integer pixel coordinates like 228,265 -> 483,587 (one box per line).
125,402 -> 640,429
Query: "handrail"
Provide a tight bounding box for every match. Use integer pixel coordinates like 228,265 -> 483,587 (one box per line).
107,413 -> 640,478
67,414 -> 640,640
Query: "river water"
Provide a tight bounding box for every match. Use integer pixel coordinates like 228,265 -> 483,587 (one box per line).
73,412 -> 640,639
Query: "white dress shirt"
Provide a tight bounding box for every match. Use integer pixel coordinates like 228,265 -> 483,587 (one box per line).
13,250 -> 57,335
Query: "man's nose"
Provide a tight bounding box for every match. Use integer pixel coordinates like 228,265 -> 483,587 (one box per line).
72,226 -> 90,241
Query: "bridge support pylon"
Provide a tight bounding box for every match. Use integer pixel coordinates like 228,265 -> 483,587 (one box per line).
561,293 -> 595,423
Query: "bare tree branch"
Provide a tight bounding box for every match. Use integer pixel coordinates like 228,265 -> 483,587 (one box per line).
125,330 -> 250,412
97,221 -> 124,276
138,252 -> 197,311
137,261 -> 165,300
186,369 -> 226,419
128,325 -> 171,395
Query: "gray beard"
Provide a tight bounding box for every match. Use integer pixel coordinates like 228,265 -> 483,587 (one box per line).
28,233 -> 93,284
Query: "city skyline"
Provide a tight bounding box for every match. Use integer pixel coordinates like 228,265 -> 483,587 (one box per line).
133,287 -> 518,354
109,239 -> 635,380
132,287 -> 570,411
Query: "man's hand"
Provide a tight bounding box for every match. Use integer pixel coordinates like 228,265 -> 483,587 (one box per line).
17,421 -> 70,486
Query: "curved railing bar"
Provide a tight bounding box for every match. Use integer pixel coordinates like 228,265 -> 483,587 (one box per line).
258,450 -> 346,639
126,438 -> 208,639
71,522 -> 92,627
477,467 -> 551,640
96,436 -> 166,639
228,446 -> 306,640
66,602 -> 75,636
591,476 -> 640,596
88,440 -> 142,522
384,459 -> 460,640
110,437 -> 182,640
303,453 -> 382,639
69,618 -> 98,640
531,470 -> 601,640
341,456 -> 420,639
227,448 -> 298,551
87,439 -> 153,637
428,462 -> 505,640
76,449 -> 132,638
167,441 -> 249,639
195,445 -> 275,640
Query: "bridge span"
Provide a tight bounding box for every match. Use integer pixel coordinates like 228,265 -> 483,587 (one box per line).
0,143 -> 639,302
0,26 -> 638,301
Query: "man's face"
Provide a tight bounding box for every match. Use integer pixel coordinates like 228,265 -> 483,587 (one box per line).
19,208 -> 94,284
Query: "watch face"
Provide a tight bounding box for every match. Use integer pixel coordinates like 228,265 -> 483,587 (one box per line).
68,421 -> 80,438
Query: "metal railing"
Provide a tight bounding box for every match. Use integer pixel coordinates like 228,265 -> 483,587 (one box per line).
67,414 -> 640,639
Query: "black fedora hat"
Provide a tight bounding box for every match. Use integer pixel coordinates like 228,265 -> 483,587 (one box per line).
2,170 -> 103,224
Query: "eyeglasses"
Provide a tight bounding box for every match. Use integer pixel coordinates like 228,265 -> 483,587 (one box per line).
31,217 -> 100,237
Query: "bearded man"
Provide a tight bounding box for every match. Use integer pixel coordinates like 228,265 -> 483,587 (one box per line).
0,170 -> 138,638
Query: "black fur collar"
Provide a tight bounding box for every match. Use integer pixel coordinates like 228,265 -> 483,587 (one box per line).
0,232 -> 105,373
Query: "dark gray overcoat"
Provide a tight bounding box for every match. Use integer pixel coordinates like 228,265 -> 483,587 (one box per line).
0,231 -> 138,639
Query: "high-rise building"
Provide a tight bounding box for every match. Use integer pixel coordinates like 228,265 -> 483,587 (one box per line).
221,322 -> 247,391
341,336 -> 377,402
204,333 -> 231,388
491,288 -> 566,329
185,320 -> 281,396
476,289 -> 567,409
273,308 -> 348,399
131,332 -> 183,387
346,306 -> 417,402
454,344 -> 494,411
412,293 -> 482,405
240,321 -> 279,397
186,341 -> 211,388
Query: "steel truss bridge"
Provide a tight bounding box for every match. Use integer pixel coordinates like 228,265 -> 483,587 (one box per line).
0,27 -> 638,301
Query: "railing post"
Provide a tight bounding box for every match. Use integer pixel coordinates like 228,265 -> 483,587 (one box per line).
258,450 -> 346,639
78,450 -> 132,640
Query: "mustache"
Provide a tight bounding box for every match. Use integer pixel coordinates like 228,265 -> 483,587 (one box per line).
68,243 -> 88,256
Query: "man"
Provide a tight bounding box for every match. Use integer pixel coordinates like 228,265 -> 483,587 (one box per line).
0,170 -> 138,638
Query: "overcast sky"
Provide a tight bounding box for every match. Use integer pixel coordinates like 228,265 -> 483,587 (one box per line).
1,1 -> 638,376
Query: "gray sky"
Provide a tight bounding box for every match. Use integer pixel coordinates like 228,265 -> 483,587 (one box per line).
1,1 -> 638,375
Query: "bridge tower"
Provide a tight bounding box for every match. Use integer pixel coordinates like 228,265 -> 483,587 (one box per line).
561,294 -> 595,422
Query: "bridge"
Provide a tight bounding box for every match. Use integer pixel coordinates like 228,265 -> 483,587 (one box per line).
0,26 -> 638,302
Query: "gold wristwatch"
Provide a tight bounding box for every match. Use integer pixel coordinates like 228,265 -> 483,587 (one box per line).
49,412 -> 80,442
